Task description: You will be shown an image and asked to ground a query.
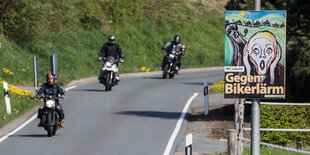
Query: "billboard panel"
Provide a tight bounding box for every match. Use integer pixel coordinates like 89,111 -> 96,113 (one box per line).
224,11 -> 286,99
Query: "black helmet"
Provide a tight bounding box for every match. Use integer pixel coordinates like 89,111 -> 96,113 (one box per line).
174,35 -> 180,44
46,72 -> 56,85
108,35 -> 116,44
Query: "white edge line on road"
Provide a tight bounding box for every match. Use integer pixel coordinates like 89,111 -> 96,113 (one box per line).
0,85 -> 77,143
163,92 -> 198,155
0,113 -> 37,143
65,85 -> 76,91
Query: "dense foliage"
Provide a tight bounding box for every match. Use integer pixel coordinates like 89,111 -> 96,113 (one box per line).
261,105 -> 310,148
0,0 -> 224,85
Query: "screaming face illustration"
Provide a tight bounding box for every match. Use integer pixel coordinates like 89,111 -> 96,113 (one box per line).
243,31 -> 282,84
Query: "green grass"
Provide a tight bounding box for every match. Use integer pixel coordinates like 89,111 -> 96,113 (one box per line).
0,0 -> 225,86
0,84 -> 41,128
243,146 -> 309,155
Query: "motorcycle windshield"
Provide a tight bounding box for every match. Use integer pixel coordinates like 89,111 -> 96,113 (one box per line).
168,45 -> 177,55
104,56 -> 116,64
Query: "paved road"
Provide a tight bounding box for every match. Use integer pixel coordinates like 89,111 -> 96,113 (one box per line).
0,70 -> 223,155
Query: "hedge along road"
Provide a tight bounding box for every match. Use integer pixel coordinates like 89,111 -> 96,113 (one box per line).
0,67 -> 223,155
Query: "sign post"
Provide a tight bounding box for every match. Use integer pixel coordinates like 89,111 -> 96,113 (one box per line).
251,2 -> 261,155
225,3 -> 286,154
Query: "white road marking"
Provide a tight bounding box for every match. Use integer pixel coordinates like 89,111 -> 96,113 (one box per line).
0,85 -> 76,143
0,114 -> 37,143
163,92 -> 198,155
65,86 -> 76,91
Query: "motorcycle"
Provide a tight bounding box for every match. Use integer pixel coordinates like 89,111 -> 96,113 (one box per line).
98,56 -> 123,91
37,94 -> 64,137
162,45 -> 180,79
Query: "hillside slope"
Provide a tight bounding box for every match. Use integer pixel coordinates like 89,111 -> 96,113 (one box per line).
0,0 -> 227,85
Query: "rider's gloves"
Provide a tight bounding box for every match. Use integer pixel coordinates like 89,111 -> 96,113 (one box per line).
97,56 -> 103,61
61,95 -> 66,100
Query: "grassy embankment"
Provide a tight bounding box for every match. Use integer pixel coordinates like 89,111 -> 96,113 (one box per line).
0,0 -> 225,128
0,0 -> 224,86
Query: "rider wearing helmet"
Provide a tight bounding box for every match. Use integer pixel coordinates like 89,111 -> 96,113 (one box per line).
161,35 -> 186,70
98,35 -> 124,81
36,72 -> 66,128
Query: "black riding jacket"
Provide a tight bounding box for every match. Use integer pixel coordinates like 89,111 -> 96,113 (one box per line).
37,82 -> 65,101
99,43 -> 123,59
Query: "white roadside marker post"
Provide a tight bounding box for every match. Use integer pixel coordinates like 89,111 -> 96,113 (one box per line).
3,82 -> 11,114
203,80 -> 209,115
185,133 -> 193,155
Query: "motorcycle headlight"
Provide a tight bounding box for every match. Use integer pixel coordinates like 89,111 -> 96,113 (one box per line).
106,61 -> 112,67
46,100 -> 55,108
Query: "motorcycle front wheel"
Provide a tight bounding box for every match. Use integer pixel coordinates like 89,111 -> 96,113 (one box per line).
105,72 -> 111,91
47,111 -> 53,137
162,65 -> 169,79
52,112 -> 58,136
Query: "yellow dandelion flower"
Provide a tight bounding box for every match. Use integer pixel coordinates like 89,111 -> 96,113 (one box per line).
21,68 -> 26,72
16,110 -> 19,114
146,68 -> 150,72
140,67 -> 146,72
3,116 -> 6,120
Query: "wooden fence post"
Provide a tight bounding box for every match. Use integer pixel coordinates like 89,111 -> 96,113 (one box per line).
228,129 -> 237,155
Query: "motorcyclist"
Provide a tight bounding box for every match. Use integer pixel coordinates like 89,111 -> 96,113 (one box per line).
161,35 -> 186,71
98,35 -> 124,82
36,72 -> 66,128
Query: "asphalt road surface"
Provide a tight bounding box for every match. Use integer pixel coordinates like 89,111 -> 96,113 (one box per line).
0,70 -> 223,155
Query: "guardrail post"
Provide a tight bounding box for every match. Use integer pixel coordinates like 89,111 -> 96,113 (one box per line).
3,82 -> 11,114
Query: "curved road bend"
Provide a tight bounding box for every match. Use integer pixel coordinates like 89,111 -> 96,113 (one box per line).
0,70 -> 223,155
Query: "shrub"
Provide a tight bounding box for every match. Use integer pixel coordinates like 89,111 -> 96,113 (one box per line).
260,105 -> 310,148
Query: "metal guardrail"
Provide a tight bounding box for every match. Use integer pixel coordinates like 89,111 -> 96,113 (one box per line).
244,101 -> 310,105
244,128 -> 310,132
239,137 -> 310,154
233,100 -> 310,155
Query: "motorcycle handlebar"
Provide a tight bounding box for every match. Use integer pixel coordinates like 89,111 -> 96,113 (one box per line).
36,94 -> 66,100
